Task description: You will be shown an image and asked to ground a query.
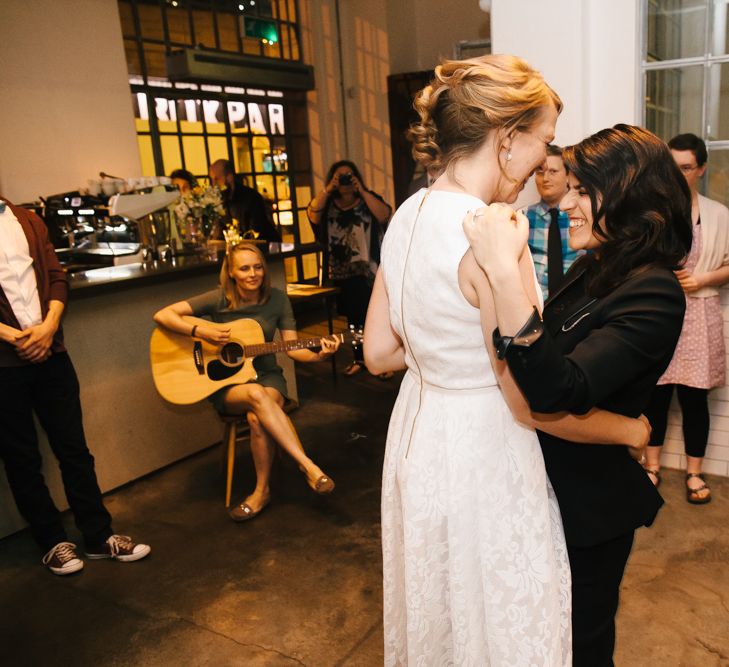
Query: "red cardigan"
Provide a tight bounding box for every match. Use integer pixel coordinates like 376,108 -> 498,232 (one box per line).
0,200 -> 68,367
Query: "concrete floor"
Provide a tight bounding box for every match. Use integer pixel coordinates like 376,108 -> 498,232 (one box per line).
1,319 -> 728,666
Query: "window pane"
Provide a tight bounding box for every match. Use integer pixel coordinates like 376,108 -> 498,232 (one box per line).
192,4 -> 217,48
216,7 -> 241,52
706,148 -> 729,205
167,2 -> 193,45
124,39 -> 143,77
232,135 -> 253,172
646,0 -> 708,61
710,0 -> 729,55
118,1 -> 136,36
707,61 -> 729,139
645,66 -> 704,141
207,136 -> 229,163
137,135 -> 156,176
143,42 -> 168,78
161,135 -> 183,174
137,2 -> 165,41
182,135 -> 209,175
252,135 -> 272,172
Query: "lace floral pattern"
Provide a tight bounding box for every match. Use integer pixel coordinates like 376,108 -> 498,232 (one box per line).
380,191 -> 571,666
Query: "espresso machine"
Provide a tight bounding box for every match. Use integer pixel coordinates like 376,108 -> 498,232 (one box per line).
109,191 -> 181,261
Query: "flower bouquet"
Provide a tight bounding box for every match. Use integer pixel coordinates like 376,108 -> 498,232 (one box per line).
174,185 -> 226,249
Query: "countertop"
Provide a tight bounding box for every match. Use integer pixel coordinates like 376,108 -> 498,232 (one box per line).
67,242 -> 314,298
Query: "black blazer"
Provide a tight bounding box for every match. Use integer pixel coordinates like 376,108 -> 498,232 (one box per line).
505,261 -> 686,547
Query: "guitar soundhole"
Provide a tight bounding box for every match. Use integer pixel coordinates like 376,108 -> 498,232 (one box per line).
220,342 -> 244,366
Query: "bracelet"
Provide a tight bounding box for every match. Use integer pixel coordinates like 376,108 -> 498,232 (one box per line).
190,325 -> 198,338
492,307 -> 543,360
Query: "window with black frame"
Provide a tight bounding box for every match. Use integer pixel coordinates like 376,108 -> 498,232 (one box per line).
642,0 -> 729,206
118,0 -> 319,282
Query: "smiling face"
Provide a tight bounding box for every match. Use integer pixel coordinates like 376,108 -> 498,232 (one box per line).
560,173 -> 603,251
495,103 -> 559,203
230,249 -> 265,296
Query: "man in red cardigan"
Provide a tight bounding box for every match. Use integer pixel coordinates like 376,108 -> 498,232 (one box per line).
0,198 -> 150,575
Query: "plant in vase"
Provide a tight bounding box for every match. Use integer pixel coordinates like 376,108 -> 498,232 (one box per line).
174,185 -> 226,249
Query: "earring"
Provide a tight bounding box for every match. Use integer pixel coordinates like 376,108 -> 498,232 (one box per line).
506,151 -> 512,161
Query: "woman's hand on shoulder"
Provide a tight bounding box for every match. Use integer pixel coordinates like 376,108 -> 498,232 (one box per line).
196,324 -> 231,345
317,335 -> 341,359
463,204 -> 528,280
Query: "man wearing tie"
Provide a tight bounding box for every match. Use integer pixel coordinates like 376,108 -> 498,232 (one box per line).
526,145 -> 583,301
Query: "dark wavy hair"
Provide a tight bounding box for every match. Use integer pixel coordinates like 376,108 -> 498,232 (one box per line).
563,124 -> 692,296
325,160 -> 367,199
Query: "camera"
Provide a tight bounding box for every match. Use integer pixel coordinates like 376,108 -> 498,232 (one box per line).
338,172 -> 353,186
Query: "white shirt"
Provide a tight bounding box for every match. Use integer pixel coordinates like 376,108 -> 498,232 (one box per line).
0,206 -> 43,329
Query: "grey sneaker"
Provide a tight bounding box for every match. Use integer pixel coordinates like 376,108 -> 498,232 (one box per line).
42,542 -> 84,576
85,535 -> 151,562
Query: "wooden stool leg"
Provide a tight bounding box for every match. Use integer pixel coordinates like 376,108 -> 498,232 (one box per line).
225,422 -> 237,507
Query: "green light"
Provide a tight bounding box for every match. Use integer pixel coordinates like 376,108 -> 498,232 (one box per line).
244,18 -> 279,44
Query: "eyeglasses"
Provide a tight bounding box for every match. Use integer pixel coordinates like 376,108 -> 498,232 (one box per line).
679,164 -> 700,174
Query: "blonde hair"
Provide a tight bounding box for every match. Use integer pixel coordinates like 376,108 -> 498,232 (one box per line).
220,242 -> 271,308
408,54 -> 562,175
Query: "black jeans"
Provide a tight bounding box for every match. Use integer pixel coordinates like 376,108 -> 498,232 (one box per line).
645,383 -> 710,458
334,275 -> 373,364
569,531 -> 635,667
0,353 -> 112,552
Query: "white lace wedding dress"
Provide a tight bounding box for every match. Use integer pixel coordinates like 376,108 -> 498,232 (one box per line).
380,189 -> 571,666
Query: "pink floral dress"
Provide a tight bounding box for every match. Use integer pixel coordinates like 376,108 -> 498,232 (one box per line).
659,221 -> 726,389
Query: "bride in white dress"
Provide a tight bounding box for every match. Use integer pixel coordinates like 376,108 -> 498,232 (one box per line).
364,55 -> 651,666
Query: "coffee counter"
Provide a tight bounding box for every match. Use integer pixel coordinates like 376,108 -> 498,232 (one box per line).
0,244 -> 315,539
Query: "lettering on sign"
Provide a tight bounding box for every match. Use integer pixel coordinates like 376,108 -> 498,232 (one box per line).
134,93 -> 285,135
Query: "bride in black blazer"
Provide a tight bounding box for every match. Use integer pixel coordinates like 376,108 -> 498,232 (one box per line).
463,125 -> 692,667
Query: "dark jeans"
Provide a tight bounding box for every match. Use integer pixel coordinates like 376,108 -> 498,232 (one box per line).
645,383 -> 710,457
334,275 -> 373,364
569,531 -> 635,667
0,353 -> 112,552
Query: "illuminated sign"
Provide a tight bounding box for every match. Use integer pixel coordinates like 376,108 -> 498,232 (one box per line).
133,93 -> 285,135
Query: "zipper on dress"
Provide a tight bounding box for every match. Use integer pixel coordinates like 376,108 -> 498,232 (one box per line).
400,191 -> 429,459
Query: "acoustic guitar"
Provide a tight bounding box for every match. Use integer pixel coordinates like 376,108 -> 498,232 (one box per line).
150,316 -> 351,405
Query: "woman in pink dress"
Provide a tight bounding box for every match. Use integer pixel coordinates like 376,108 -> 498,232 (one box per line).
644,133 -> 729,504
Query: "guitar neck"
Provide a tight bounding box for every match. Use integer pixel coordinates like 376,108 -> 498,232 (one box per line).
244,334 -> 342,358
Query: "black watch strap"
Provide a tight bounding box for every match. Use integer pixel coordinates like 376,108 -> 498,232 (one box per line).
492,307 -> 543,360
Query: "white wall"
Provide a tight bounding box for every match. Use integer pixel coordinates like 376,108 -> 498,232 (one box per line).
492,0 -> 640,146
0,0 -> 141,203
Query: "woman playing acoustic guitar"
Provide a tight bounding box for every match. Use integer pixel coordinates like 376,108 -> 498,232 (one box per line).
153,242 -> 341,521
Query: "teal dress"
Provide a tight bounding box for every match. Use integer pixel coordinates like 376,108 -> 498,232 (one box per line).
185,287 -> 296,411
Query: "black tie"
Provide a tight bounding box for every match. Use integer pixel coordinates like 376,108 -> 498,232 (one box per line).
547,207 -> 564,296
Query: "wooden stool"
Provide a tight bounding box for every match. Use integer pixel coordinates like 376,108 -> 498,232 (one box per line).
219,412 -> 248,508
218,399 -> 298,507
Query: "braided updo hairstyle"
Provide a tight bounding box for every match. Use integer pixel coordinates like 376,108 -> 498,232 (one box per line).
408,54 -> 562,176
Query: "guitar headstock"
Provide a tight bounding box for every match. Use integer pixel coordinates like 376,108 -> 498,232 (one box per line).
348,324 -> 364,345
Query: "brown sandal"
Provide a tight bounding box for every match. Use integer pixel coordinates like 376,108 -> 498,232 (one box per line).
644,467 -> 661,489
686,473 -> 711,505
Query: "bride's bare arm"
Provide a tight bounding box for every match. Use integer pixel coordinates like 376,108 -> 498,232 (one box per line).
364,269 -> 406,374
459,249 -> 649,454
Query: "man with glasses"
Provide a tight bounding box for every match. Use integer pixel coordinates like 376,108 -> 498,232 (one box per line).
526,144 -> 584,300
